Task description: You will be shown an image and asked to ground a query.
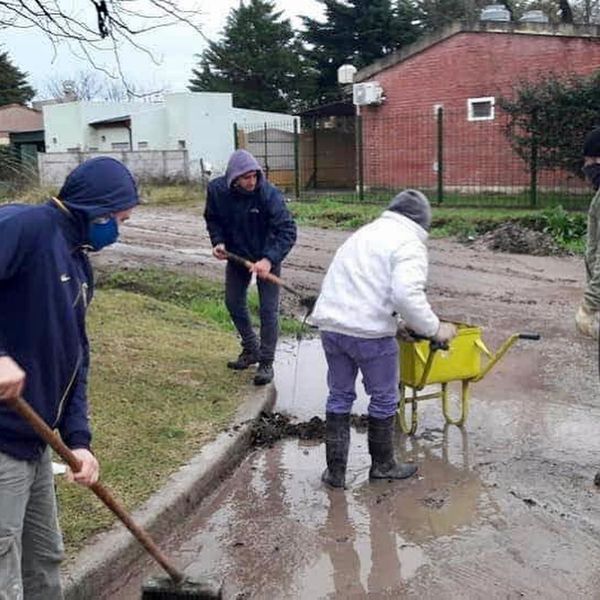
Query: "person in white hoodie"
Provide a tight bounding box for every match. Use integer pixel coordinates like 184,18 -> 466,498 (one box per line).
309,189 -> 456,488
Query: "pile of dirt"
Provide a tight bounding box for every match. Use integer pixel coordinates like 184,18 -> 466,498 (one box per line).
475,223 -> 562,256
251,412 -> 368,447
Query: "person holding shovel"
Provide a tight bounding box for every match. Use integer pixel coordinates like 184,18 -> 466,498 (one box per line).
309,189 -> 456,489
0,157 -> 138,599
205,149 -> 297,386
575,126 -> 600,339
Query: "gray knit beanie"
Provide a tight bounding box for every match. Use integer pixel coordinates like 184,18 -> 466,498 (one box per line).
387,189 -> 431,231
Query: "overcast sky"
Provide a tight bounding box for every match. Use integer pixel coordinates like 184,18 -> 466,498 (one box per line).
1,0 -> 324,100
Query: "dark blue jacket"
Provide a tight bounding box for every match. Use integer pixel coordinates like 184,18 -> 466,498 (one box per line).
204,174 -> 297,264
0,157 -> 138,461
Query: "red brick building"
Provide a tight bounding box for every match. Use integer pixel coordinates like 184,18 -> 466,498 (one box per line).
355,21 -> 600,192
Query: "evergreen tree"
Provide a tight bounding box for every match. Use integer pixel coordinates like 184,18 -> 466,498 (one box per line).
499,71 -> 600,177
0,51 -> 35,105
417,0 -> 478,32
189,0 -> 315,113
302,0 -> 421,104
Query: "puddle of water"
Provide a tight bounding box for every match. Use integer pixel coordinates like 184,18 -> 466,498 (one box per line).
274,337 -> 370,420
104,335 -> 600,600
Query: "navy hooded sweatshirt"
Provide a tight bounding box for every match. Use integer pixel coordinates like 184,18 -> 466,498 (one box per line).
0,157 -> 138,461
204,150 -> 297,264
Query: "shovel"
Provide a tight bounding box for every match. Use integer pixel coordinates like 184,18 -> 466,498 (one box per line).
2,395 -> 221,599
224,250 -> 317,312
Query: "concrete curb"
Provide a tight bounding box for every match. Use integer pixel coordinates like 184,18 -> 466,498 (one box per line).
63,383 -> 276,600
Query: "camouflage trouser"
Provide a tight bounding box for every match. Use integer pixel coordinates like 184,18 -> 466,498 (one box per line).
584,190 -> 600,310
0,448 -> 64,600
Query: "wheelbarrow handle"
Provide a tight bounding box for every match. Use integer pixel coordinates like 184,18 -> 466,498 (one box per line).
403,330 -> 449,351
518,332 -> 541,341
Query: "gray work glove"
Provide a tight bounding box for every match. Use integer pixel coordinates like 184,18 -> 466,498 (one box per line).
396,321 -> 419,342
575,302 -> 599,339
432,321 -> 457,344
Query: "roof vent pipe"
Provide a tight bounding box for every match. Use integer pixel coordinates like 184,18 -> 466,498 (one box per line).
480,4 -> 511,21
519,10 -> 549,23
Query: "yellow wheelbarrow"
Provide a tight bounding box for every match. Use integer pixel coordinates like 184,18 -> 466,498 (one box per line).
397,324 -> 539,435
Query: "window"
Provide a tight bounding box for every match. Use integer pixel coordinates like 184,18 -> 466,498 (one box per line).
178,140 -> 186,149
111,142 -> 130,150
433,103 -> 443,117
101,135 -> 106,142
468,97 -> 495,121
138,141 -> 149,149
52,137 -> 57,145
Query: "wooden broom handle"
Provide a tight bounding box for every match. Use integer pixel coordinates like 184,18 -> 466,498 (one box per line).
4,396 -> 184,584
224,250 -> 301,297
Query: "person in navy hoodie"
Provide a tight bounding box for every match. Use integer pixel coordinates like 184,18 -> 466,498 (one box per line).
205,149 -> 297,386
0,157 -> 138,599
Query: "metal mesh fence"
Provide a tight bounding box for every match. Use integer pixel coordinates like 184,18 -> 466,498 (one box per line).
235,108 -> 592,209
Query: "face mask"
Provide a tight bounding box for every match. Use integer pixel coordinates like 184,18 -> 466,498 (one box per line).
87,216 -> 119,251
583,164 -> 600,191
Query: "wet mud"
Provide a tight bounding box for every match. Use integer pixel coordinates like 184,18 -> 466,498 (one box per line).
472,222 -> 563,256
99,206 -> 600,599
251,412 -> 368,447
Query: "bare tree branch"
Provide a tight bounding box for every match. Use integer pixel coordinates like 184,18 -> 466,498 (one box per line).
43,69 -> 166,102
0,1 -> 204,71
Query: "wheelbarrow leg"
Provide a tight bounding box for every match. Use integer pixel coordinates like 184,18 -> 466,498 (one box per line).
441,380 -> 470,427
398,384 -> 419,435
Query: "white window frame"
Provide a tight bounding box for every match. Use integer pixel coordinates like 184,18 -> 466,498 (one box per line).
467,96 -> 495,121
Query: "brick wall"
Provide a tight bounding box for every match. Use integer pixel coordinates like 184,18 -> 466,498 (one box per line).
361,31 -> 600,191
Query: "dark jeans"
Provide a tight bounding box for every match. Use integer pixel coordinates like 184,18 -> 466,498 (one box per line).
225,261 -> 281,363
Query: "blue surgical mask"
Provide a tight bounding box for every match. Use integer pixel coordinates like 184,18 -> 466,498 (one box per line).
88,216 -> 119,251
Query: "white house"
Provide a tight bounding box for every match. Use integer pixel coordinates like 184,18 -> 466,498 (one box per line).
42,92 -> 296,178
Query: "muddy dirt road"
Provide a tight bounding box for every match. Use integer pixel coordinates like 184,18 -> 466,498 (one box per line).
99,206 -> 600,599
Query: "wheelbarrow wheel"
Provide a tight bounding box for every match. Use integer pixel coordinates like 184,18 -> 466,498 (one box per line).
397,384 -> 418,435
441,381 -> 470,427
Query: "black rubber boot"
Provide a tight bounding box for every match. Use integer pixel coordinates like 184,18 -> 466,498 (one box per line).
368,415 -> 418,480
253,361 -> 274,385
227,348 -> 259,370
321,412 -> 350,489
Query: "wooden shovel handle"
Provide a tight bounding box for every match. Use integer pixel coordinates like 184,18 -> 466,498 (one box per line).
224,251 -> 301,297
4,396 -> 184,584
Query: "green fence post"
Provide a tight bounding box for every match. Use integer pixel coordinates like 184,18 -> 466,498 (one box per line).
233,123 -> 239,150
263,122 -> 269,179
293,119 -> 300,201
437,106 -> 444,205
357,112 -> 364,202
312,116 -> 318,189
530,140 -> 538,208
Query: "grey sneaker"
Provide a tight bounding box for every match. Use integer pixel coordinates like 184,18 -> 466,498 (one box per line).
253,362 -> 274,385
227,349 -> 259,370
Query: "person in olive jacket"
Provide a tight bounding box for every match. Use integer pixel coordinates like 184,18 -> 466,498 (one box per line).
204,149 -> 297,385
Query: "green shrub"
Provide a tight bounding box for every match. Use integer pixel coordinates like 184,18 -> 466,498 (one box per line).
539,205 -> 587,245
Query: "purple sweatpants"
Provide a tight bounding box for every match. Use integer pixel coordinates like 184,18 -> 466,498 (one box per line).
320,331 -> 399,419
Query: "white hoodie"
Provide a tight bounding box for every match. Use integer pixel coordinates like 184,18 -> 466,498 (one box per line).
309,211 -> 440,339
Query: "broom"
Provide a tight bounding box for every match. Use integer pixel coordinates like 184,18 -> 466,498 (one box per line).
2,395 -> 221,600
